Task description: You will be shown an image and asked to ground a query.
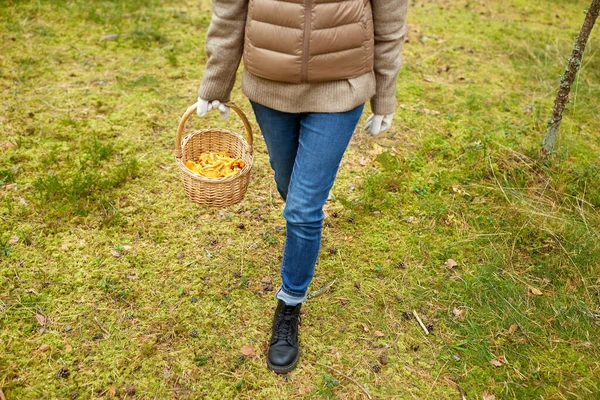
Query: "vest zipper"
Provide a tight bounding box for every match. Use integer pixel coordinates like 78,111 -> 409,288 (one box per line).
301,0 -> 313,83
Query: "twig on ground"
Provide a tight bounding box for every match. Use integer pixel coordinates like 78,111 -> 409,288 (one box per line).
445,378 -> 467,400
0,387 -> 7,400
317,362 -> 372,400
307,278 -> 336,299
413,310 -> 429,335
94,317 -> 111,338
425,360 -> 449,399
457,384 -> 467,400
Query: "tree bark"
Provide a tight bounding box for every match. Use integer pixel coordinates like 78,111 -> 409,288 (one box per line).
542,0 -> 600,155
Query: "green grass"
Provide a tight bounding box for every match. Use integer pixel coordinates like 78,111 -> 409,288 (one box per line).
1,0 -> 600,398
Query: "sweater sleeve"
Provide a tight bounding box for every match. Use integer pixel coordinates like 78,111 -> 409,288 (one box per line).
198,0 -> 248,102
369,0 -> 408,115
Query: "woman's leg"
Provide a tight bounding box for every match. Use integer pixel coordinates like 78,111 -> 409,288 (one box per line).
277,103 -> 365,305
250,100 -> 301,201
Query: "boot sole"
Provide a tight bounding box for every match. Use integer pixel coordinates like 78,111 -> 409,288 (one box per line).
267,350 -> 300,374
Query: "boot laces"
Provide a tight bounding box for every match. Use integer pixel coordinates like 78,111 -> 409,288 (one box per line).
275,306 -> 296,340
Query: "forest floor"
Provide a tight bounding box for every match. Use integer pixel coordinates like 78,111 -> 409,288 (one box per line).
1,0 -> 600,398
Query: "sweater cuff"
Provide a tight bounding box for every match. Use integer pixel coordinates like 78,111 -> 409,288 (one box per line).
198,80 -> 231,103
370,93 -> 396,116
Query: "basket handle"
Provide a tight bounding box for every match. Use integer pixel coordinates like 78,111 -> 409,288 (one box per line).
175,101 -> 254,159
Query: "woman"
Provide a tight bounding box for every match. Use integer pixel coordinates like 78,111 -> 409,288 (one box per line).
197,0 -> 408,374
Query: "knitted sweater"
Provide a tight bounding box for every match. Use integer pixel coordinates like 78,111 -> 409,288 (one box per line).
198,0 -> 408,115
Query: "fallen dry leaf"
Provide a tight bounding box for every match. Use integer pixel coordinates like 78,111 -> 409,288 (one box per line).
65,344 -> 73,351
124,384 -> 135,396
482,392 -> 496,400
446,259 -> 458,268
241,345 -> 256,357
110,249 -> 121,258
453,307 -> 465,321
371,143 -> 384,155
361,323 -> 369,332
109,385 -> 117,396
298,385 -> 312,396
422,107 -> 441,115
528,286 -> 543,296
39,344 -> 51,352
9,235 -> 19,244
489,358 -> 502,367
508,324 -> 518,334
359,157 -> 368,167
490,355 -> 506,367
374,330 -> 385,337
35,314 -> 46,326
0,141 -> 16,149
328,346 -> 341,359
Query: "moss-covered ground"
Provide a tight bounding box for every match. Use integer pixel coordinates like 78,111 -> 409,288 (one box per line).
1,0 -> 599,398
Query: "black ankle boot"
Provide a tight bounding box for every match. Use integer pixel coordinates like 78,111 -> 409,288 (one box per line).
267,300 -> 301,374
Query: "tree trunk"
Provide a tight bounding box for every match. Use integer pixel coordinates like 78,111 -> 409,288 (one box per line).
542,0 -> 600,155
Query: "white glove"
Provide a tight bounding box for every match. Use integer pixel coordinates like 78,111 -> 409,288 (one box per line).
197,97 -> 230,119
365,113 -> 394,136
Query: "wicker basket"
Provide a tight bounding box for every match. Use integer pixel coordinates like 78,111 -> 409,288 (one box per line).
174,102 -> 254,208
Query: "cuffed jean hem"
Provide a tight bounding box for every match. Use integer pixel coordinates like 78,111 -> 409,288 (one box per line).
276,286 -> 306,306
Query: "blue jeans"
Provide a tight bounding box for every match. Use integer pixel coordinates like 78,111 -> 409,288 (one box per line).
250,100 -> 365,306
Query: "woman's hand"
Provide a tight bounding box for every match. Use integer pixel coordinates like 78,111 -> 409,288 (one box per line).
365,113 -> 394,136
197,97 -> 231,119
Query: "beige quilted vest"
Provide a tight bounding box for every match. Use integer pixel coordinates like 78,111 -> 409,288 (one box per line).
243,0 -> 375,84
